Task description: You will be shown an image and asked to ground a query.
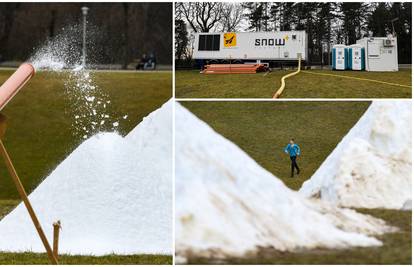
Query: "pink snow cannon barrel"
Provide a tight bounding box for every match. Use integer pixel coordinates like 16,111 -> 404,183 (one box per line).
0,63 -> 35,111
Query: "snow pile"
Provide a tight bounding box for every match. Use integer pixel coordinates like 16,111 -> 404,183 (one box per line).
300,101 -> 411,210
175,103 -> 393,261
0,100 -> 172,255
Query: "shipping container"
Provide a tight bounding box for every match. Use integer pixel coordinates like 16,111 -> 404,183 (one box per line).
356,36 -> 398,71
192,31 -> 308,62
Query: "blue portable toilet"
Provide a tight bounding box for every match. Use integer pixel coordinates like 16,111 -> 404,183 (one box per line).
332,45 -> 348,70
348,44 -> 365,71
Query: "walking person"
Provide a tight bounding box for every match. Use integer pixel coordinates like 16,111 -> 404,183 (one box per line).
284,139 -> 301,177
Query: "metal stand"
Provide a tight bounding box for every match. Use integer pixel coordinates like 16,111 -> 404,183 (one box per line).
0,114 -> 58,264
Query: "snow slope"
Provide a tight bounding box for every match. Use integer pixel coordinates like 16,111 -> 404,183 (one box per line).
300,101 -> 411,209
175,102 -> 393,261
0,100 -> 172,255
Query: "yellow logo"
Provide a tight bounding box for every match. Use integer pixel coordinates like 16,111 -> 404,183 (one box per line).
284,35 -> 289,41
224,32 -> 237,47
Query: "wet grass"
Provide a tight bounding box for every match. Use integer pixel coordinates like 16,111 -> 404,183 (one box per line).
175,69 -> 411,98
180,101 -> 411,264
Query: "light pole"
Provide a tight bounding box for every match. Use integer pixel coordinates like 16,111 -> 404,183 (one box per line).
81,6 -> 89,67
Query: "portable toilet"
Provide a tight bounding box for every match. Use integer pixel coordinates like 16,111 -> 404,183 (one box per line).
332,44 -> 348,70
356,36 -> 398,71
348,44 -> 365,70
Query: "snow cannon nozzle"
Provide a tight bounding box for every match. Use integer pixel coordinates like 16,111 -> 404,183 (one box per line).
0,63 -> 35,111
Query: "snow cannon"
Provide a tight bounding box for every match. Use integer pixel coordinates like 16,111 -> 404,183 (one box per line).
0,63 -> 35,111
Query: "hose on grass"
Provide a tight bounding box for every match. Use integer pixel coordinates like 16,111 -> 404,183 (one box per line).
302,70 -> 411,88
272,56 -> 301,98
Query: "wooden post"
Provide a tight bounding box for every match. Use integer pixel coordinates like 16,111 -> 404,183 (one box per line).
53,221 -> 61,260
0,116 -> 58,264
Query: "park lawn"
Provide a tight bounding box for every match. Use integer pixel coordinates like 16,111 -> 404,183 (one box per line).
175,69 -> 411,98
181,101 -> 371,190
0,70 -> 171,200
180,101 -> 411,264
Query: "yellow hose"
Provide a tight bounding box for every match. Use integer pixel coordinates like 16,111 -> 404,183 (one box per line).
273,56 -> 301,98
302,70 -> 411,88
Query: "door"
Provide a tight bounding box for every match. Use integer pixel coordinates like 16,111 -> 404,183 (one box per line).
352,48 -> 362,70
336,47 -> 346,70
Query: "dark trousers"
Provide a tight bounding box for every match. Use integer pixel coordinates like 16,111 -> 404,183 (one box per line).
290,156 -> 300,176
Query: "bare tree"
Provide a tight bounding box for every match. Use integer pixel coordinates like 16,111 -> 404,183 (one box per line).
219,3 -> 244,32
177,2 -> 224,33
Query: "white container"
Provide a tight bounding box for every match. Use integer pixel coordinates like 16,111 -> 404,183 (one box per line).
349,44 -> 365,71
192,31 -> 308,61
356,36 -> 398,71
332,44 -> 348,70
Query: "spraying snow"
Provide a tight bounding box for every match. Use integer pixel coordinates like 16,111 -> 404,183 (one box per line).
0,100 -> 172,255
300,101 -> 411,210
29,25 -> 123,139
175,103 -> 394,261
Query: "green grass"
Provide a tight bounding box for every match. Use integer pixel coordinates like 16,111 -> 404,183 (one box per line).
0,70 -> 171,200
181,101 -> 370,190
0,254 -> 171,265
180,101 -> 411,264
175,69 -> 412,98
0,70 -> 172,264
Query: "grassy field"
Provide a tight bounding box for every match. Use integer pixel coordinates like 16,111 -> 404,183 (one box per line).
180,101 -> 411,264
0,70 -> 172,264
176,69 -> 412,98
181,101 -> 370,190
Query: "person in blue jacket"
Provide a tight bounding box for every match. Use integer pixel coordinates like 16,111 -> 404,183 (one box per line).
284,138 -> 301,177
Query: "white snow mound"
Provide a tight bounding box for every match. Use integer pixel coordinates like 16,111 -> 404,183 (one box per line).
175,103 -> 394,260
300,101 -> 411,210
0,100 -> 172,255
